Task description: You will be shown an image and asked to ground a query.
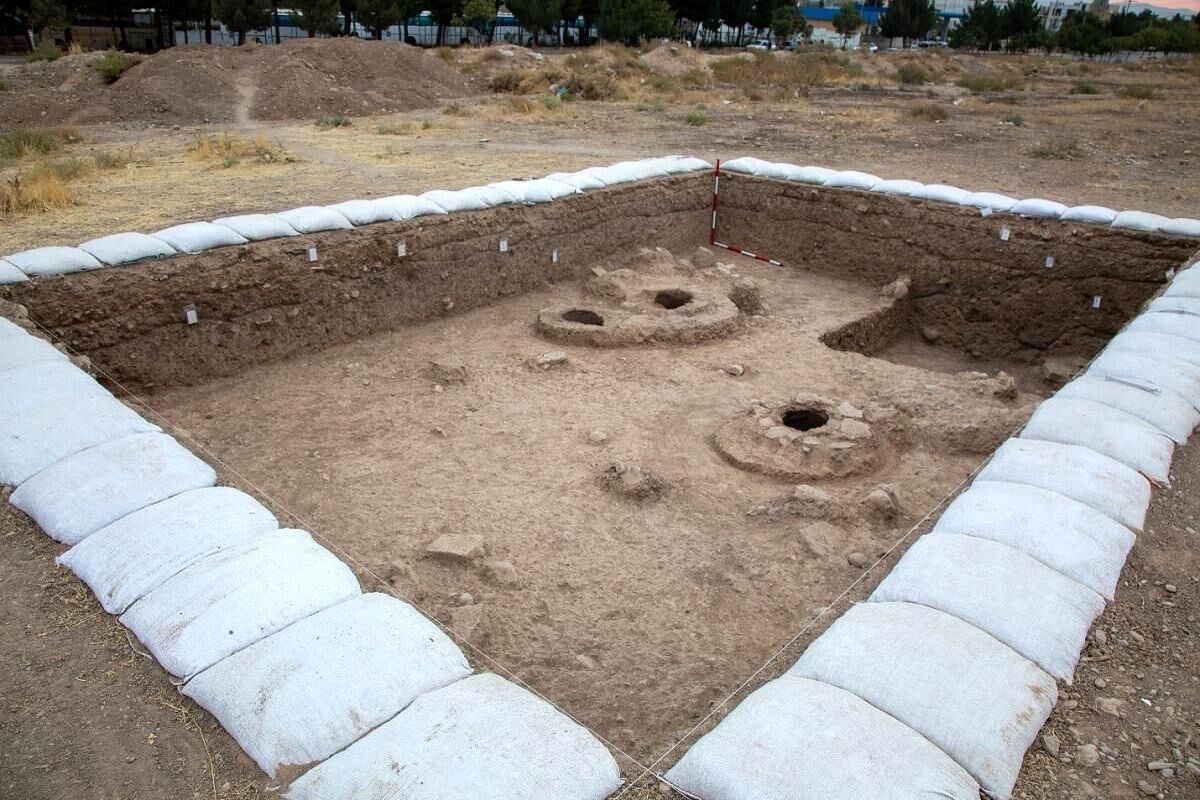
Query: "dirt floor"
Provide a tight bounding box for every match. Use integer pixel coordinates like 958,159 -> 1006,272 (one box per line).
2,41 -> 1200,800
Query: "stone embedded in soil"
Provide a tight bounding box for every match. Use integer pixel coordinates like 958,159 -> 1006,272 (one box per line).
588,430 -> 609,444
748,484 -> 848,520
484,559 -> 519,586
529,350 -> 568,370
575,654 -> 598,670
798,521 -> 842,558
1042,356 -> 1086,387
880,275 -> 911,300
388,559 -> 419,586
839,419 -> 871,439
691,247 -> 716,270
449,604 -> 486,639
728,277 -> 764,315
920,325 -> 942,343
1077,743 -> 1101,767
1137,779 -> 1159,796
426,359 -> 468,384
837,401 -> 863,419
1043,733 -> 1062,757
602,461 -> 668,501
723,364 -> 745,377
425,534 -> 486,562
1096,697 -> 1126,717
865,486 -> 899,519
847,551 -> 870,569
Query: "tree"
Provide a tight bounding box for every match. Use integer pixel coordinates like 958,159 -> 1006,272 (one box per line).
879,0 -> 934,44
29,0 -> 69,37
597,0 -> 673,43
770,2 -> 806,45
1001,0 -> 1041,49
295,0 -> 339,34
338,0 -> 355,32
1054,9 -> 1109,55
214,0 -> 268,42
460,0 -> 494,40
357,0 -> 399,36
831,0 -> 863,46
506,0 -> 561,44
720,0 -> 753,43
949,0 -> 1001,49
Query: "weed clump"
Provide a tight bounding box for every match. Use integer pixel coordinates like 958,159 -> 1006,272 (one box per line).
95,52 -> 141,84
909,101 -> 949,122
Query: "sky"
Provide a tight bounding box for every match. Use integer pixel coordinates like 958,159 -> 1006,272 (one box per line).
1126,0 -> 1199,11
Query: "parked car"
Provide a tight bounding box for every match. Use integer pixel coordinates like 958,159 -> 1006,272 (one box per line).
746,39 -> 772,50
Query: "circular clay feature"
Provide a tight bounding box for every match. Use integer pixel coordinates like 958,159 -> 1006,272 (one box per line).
561,309 -> 605,326
654,289 -> 694,310
537,284 -> 739,347
713,394 -> 887,480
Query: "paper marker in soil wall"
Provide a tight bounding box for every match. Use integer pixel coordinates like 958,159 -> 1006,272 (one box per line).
710,160 -> 783,267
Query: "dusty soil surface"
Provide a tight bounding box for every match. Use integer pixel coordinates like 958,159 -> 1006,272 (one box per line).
0,38 -> 478,126
142,249 -> 1035,761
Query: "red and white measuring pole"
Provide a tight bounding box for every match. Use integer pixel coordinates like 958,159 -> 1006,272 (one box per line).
709,159 -> 784,267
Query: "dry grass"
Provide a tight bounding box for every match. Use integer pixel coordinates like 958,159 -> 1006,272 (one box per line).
910,101 -> 950,122
187,132 -> 291,167
1028,137 -> 1086,160
376,121 -> 415,135
1118,85 -> 1159,100
1,168 -> 73,216
709,51 -> 859,98
0,127 -> 81,163
314,114 -> 352,129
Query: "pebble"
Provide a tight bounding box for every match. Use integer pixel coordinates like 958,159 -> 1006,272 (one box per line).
456,592 -> 474,606
575,654 -> 598,670
1164,584 -> 1177,593
865,486 -> 899,518
529,350 -> 568,370
1076,743 -> 1100,767
425,534 -> 485,562
1042,732 -> 1061,757
1094,628 -> 1107,646
723,363 -> 745,377
847,551 -> 870,569
588,430 -> 609,444
1094,678 -> 1107,689
1137,779 -> 1158,796
484,559 -> 519,586
1147,760 -> 1173,771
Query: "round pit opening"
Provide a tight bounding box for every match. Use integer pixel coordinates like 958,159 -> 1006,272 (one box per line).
782,406 -> 829,431
562,309 -> 605,326
654,289 -> 694,310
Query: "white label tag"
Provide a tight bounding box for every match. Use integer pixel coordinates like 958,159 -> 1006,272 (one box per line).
397,240 -> 407,257
1044,255 -> 1055,269
999,226 -> 1011,241
499,239 -> 509,253
1092,295 -> 1102,309
307,245 -> 318,262
980,207 -> 993,218
183,304 -> 198,325
551,248 -> 559,264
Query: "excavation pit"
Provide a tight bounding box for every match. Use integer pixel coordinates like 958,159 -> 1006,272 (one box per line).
4,169 -> 1197,768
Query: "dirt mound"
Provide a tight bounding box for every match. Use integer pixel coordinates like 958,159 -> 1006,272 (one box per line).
0,38 -> 479,126
640,43 -> 709,78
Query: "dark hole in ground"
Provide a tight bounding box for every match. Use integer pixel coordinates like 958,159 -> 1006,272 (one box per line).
654,289 -> 694,310
562,309 -> 605,326
782,407 -> 829,431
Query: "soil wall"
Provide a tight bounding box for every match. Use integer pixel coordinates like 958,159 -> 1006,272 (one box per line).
2,175 -> 711,391
716,174 -> 1200,360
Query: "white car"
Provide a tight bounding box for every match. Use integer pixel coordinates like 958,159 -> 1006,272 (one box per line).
746,39 -> 772,50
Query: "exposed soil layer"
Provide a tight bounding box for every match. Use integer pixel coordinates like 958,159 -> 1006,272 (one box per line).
717,174 -> 1200,361
140,248 -> 1041,761
2,176 -> 710,392
0,39 -> 478,126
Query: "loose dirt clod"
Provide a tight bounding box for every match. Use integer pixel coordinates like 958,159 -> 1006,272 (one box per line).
602,461 -> 668,501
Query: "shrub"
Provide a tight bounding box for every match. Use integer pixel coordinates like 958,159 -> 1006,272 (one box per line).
0,127 -> 78,161
1002,113 -> 1025,126
896,64 -> 931,85
685,111 -> 707,126
1,169 -> 73,216
442,102 -> 468,115
1118,85 -> 1158,100
376,121 -> 413,135
95,52 -> 141,84
188,132 -> 289,166
93,148 -> 134,170
0,78 -> 8,91
314,114 -> 352,128
1028,138 -> 1084,160
1070,82 -> 1099,94
24,42 -> 62,62
909,101 -> 949,121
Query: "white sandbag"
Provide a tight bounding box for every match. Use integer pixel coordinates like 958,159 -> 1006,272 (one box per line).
1164,267 -> 1200,298
974,438 -> 1151,531
0,333 -> 68,373
1089,347 -> 1200,408
0,258 -> 29,284
782,165 -> 836,184
9,432 -> 217,545
962,191 -> 1018,211
1019,396 -> 1175,484
543,170 -> 607,191
788,601 -> 1057,800
746,160 -> 801,181
151,222 -> 248,254
120,528 -> 360,679
1112,210 -> 1170,232
870,178 -> 924,196
1105,330 -> 1200,369
1126,310 -> 1200,345
1149,296 -> 1200,317
934,481 -> 1134,600
0,316 -> 26,337
0,362 -> 110,419
1010,198 -> 1068,218
0,395 -> 160,486
577,163 -> 645,186
325,199 -> 402,225
285,673 -> 621,800
488,179 -> 562,204
212,213 -> 300,241
870,534 -> 1104,681
79,232 -> 177,265
375,193 -> 449,219
420,188 -> 494,213
1057,374 -> 1199,444
719,156 -> 771,176
1160,218 -> 1200,237
1061,205 -> 1118,225
184,593 -> 470,777
56,486 -> 278,615
3,245 -> 103,276
275,206 -> 354,233
652,155 -> 712,174
619,159 -> 672,180
913,183 -> 970,205
663,675 -> 980,800
822,170 -> 881,191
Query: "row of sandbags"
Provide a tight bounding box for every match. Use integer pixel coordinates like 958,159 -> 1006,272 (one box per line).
720,156 -> 1200,237
0,155 -> 712,283
0,317 -> 621,799
665,265 -> 1200,800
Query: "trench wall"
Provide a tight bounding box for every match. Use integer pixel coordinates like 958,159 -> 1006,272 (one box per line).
1,175 -> 711,391
716,173 -> 1200,359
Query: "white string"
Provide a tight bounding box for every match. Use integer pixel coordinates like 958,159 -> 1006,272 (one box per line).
21,319 -> 654,778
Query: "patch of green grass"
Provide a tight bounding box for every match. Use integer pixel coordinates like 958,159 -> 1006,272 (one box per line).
636,99 -> 668,113
538,94 -> 563,111
1028,138 -> 1085,160
0,78 -> 9,92
896,64 -> 931,85
0,127 -> 78,162
95,52 -> 141,84
24,42 -> 62,62
93,148 -> 133,170
685,111 -> 707,126
1070,82 -> 1099,95
314,114 -> 352,129
1118,85 -> 1158,100
1002,113 -> 1025,126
